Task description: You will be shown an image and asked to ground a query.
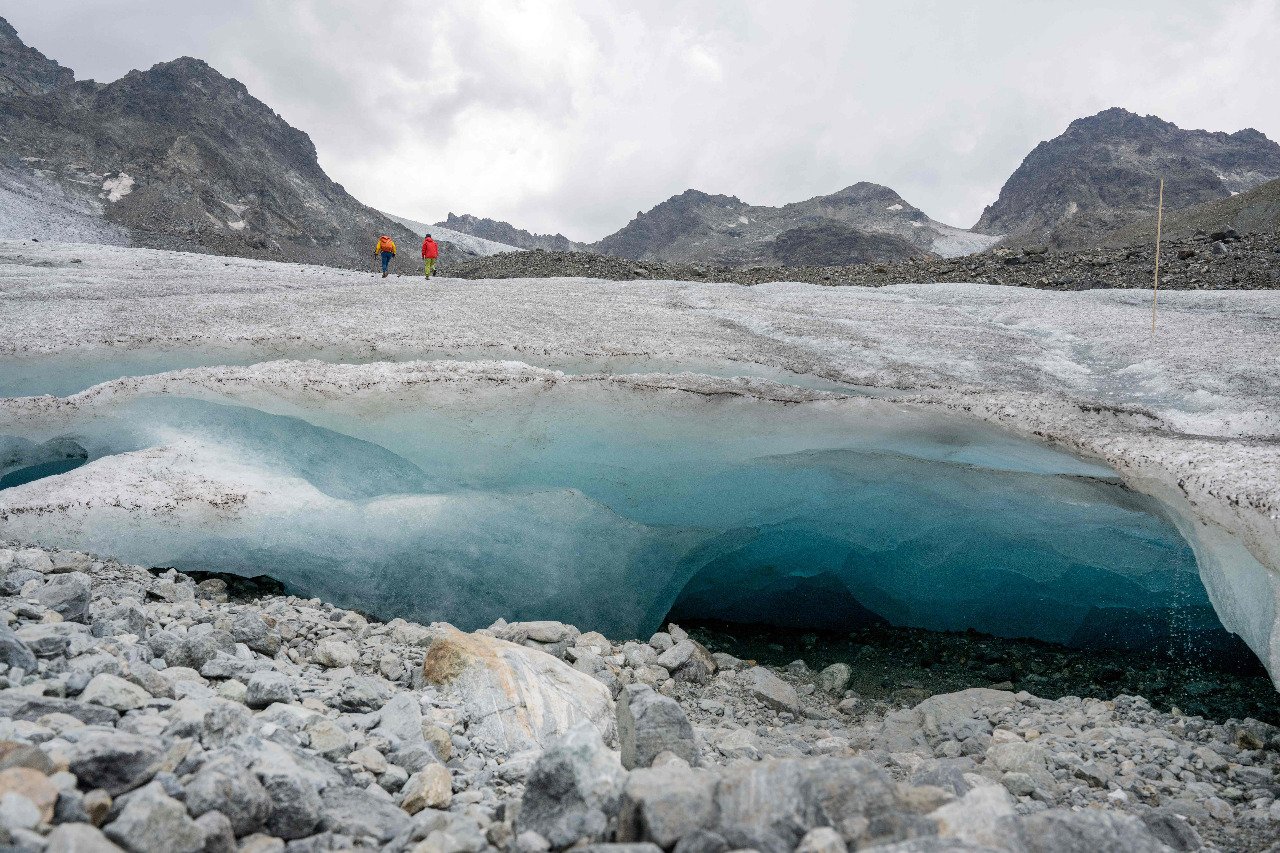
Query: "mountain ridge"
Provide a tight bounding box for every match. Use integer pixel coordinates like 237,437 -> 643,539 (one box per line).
976,107 -> 1280,247
0,18 -> 462,271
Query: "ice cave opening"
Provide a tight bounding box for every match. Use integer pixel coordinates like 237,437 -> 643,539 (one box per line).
0,365 -> 1262,683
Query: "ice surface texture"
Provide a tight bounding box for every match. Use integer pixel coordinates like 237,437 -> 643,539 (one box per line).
1,241 -> 1277,685
0,364 -> 1224,656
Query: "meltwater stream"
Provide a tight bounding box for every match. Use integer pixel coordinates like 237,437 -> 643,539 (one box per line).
0,368 -> 1236,667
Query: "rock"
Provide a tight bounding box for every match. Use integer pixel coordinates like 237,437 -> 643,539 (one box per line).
422,625 -> 615,752
816,664 -> 852,695
794,827 -> 848,853
230,611 -> 280,655
80,673 -> 152,712
35,571 -> 92,622
318,785 -> 410,843
84,789 -> 112,826
374,692 -> 423,745
312,640 -> 357,669
303,718 -> 352,758
0,789 -> 40,832
68,731 -> 163,796
347,746 -> 388,774
0,743 -> 56,775
0,693 -> 119,726
574,846 -> 662,853
929,785 -> 1014,849
671,829 -> 729,853
246,672 -> 295,709
0,767 -> 58,823
257,765 -> 322,840
517,721 -> 626,848
714,757 -> 899,853
336,676 -> 393,712
400,764 -> 452,814
184,754 -> 272,836
103,782 -> 204,853
617,683 -> 700,769
16,622 -> 90,657
45,823 -> 127,852
1138,808 -> 1202,852
985,742 -> 1052,791
500,621 -> 578,644
193,811 -> 236,853
715,728 -> 761,762
0,624 -> 37,672
740,666 -> 799,713
916,689 -> 1015,745
1006,808 -> 1172,852
617,765 -> 717,848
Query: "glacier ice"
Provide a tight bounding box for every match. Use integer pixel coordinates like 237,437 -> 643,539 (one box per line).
0,362 -> 1239,663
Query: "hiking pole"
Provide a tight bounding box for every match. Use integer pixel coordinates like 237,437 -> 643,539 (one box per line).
1151,177 -> 1164,334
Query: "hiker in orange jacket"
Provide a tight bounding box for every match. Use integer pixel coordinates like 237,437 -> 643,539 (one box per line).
421,234 -> 439,278
374,235 -> 396,277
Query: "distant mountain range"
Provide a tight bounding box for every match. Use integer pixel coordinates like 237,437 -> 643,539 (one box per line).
0,17 -> 460,270
442,110 -> 1280,265
3,14 -> 1278,273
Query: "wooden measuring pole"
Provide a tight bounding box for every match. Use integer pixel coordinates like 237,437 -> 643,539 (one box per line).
1151,178 -> 1164,333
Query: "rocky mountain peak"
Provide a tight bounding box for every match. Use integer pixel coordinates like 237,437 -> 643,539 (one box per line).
438,213 -> 583,252
0,16 -> 74,97
975,107 -> 1280,246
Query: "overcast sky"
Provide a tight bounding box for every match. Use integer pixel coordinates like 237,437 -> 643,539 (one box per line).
10,1 -> 1280,241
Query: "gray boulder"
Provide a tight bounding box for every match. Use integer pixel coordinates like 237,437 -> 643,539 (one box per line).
319,786 -> 410,843
259,762 -> 323,839
740,667 -> 799,713
44,823 -> 126,853
230,610 -> 280,655
184,753 -> 273,836
1004,809 -> 1173,853
246,671 -> 295,708
714,757 -> 901,853
103,782 -> 204,853
336,676 -> 394,712
617,684 -> 700,769
0,693 -> 120,726
0,623 -> 37,672
816,664 -> 852,695
67,731 -> 164,796
34,571 -> 92,622
518,721 -> 627,848
617,765 -> 717,847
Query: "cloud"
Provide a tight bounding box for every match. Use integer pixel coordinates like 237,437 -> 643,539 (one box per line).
8,0 -> 1280,240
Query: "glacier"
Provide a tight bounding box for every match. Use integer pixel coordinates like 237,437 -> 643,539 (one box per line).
1,240 -> 1278,686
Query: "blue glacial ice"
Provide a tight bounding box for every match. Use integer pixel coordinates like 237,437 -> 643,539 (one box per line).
0,369 -> 1233,660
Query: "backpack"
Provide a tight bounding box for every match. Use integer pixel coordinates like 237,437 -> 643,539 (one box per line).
378,236 -> 394,253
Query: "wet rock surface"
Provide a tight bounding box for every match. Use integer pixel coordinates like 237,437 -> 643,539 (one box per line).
0,540 -> 1275,852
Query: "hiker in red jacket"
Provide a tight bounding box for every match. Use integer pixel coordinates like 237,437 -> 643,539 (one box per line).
421,235 -> 439,278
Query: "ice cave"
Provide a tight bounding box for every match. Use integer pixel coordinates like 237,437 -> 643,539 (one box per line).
0,359 -> 1258,674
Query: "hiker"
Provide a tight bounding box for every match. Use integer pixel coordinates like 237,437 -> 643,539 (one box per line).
421,233 -> 439,278
374,234 -> 396,277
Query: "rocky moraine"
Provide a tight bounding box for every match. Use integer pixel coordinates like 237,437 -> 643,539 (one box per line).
0,542 -> 1276,853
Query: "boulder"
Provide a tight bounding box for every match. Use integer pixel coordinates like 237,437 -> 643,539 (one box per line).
80,674 -> 152,712
0,693 -> 119,726
67,731 -> 164,796
422,625 -> 614,752
929,785 -> 1015,849
184,753 -> 273,836
34,571 -> 92,622
246,671 -> 295,709
400,764 -> 453,814
103,782 -> 204,853
0,624 -> 37,672
312,640 -> 358,669
0,767 -> 58,823
45,823 -> 127,852
740,666 -> 799,713
714,757 -> 901,853
816,664 -> 852,695
517,722 -> 627,848
617,765 -> 717,847
1004,808 -> 1172,853
617,683 -> 700,769
319,785 -> 410,843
